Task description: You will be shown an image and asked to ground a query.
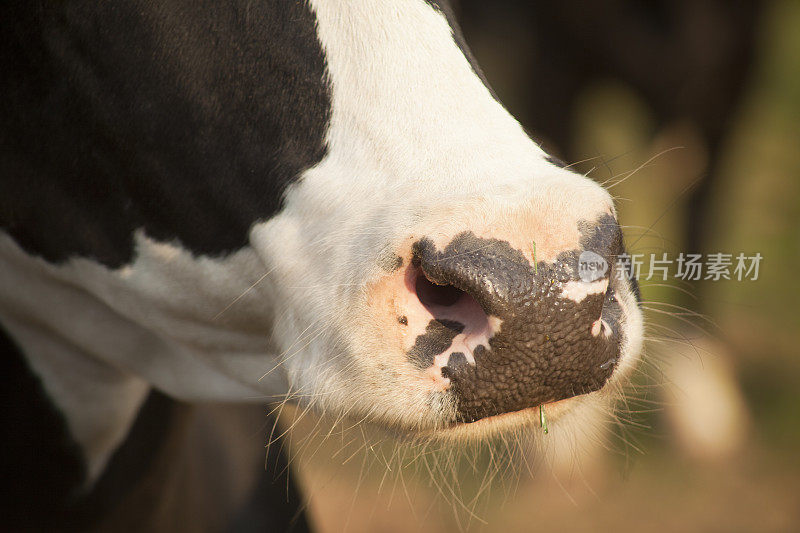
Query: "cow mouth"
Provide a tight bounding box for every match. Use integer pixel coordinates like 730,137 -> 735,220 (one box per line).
460,398 -> 568,425
418,398 -> 575,440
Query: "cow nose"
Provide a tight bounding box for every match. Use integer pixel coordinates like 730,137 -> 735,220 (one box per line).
409,215 -> 625,423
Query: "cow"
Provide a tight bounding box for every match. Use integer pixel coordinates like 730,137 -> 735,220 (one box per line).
0,0 -> 644,530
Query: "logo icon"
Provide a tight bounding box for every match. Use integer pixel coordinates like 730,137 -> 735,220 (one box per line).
578,251 -> 608,282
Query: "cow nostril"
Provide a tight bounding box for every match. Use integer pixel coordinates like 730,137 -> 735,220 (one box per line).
415,272 -> 464,308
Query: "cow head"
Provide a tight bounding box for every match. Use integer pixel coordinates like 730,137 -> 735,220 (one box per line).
251,0 -> 643,438
0,0 -> 643,457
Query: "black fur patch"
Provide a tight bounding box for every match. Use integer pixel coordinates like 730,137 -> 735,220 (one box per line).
0,322 -> 86,529
413,217 -> 629,423
407,319 -> 465,370
1,342 -> 310,531
0,0 -> 331,268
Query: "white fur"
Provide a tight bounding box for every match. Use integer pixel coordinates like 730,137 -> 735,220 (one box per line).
0,232 -> 287,482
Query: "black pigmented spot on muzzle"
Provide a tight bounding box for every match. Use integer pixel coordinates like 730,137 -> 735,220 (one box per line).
407,319 -> 465,370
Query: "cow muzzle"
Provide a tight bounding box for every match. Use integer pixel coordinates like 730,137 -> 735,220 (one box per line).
374,213 -> 630,425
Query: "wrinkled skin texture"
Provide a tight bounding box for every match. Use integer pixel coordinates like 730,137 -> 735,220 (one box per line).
412,214 -> 625,422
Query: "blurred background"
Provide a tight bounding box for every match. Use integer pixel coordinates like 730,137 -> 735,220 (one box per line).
292,1 -> 800,531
